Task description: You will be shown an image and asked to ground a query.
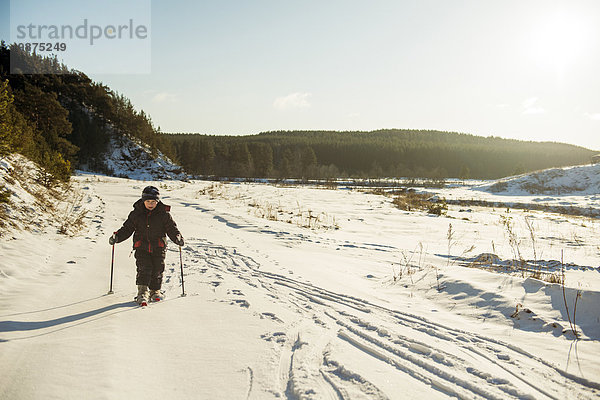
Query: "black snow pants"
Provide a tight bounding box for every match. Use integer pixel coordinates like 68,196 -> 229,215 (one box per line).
135,249 -> 166,290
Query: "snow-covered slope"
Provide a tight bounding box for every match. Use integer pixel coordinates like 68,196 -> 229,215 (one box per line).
1,169 -> 599,399
477,163 -> 600,196
69,127 -> 188,181
424,163 -> 600,220
101,134 -> 187,181
0,153 -> 88,235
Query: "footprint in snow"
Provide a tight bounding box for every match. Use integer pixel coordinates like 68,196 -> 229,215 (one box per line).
232,299 -> 250,308
260,332 -> 286,344
260,312 -> 283,323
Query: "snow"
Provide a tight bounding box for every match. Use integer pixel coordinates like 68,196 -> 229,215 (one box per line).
93,133 -> 188,181
477,163 -> 600,196
1,154 -> 600,399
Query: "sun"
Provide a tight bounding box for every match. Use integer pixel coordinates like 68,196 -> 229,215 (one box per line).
526,7 -> 593,75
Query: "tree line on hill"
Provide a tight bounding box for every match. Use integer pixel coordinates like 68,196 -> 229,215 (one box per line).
0,43 -> 175,185
165,130 -> 595,180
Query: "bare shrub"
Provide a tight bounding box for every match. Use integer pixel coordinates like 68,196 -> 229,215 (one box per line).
392,243 -> 423,284
499,209 -> 525,274
197,182 -> 227,199
561,250 -> 581,339
249,199 -> 339,231
427,200 -> 448,216
57,190 -> 88,236
393,192 -> 447,215
393,191 -> 429,211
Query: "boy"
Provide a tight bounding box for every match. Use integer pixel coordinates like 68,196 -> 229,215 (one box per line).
109,186 -> 184,305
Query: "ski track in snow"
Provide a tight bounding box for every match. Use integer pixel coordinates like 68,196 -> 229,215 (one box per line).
165,227 -> 599,399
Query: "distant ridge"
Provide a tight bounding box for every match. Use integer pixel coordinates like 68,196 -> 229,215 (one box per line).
166,130 -> 595,180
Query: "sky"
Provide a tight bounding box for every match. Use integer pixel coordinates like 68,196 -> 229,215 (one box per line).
2,0 -> 600,151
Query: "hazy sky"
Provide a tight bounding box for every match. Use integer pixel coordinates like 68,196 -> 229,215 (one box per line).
2,1 -> 600,150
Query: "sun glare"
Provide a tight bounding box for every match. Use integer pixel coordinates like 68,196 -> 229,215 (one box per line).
527,8 -> 593,75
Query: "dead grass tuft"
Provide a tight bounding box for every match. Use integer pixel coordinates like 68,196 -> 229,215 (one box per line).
392,191 -> 447,215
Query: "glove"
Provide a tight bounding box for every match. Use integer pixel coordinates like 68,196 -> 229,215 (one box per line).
175,234 -> 184,246
109,232 -> 117,245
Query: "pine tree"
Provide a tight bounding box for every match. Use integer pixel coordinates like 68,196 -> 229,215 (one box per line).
13,82 -> 78,163
37,151 -> 71,187
249,142 -> 273,178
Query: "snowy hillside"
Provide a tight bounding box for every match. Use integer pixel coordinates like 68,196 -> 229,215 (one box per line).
0,153 -> 88,235
426,163 -> 600,220
478,162 -> 600,196
1,160 -> 599,399
95,133 -> 187,181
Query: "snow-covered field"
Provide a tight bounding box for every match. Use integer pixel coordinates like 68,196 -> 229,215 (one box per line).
1,156 -> 599,399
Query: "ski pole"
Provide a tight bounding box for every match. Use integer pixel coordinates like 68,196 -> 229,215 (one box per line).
108,243 -> 115,295
179,245 -> 186,297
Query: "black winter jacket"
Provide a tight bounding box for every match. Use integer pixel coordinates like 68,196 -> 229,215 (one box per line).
115,199 -> 181,253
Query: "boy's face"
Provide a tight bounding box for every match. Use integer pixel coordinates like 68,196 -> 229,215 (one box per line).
144,199 -> 158,210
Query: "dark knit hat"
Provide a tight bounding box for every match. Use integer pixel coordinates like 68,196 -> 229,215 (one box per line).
142,186 -> 160,201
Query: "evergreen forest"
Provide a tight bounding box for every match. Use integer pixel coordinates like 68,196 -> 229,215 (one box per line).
166,130 -> 595,180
